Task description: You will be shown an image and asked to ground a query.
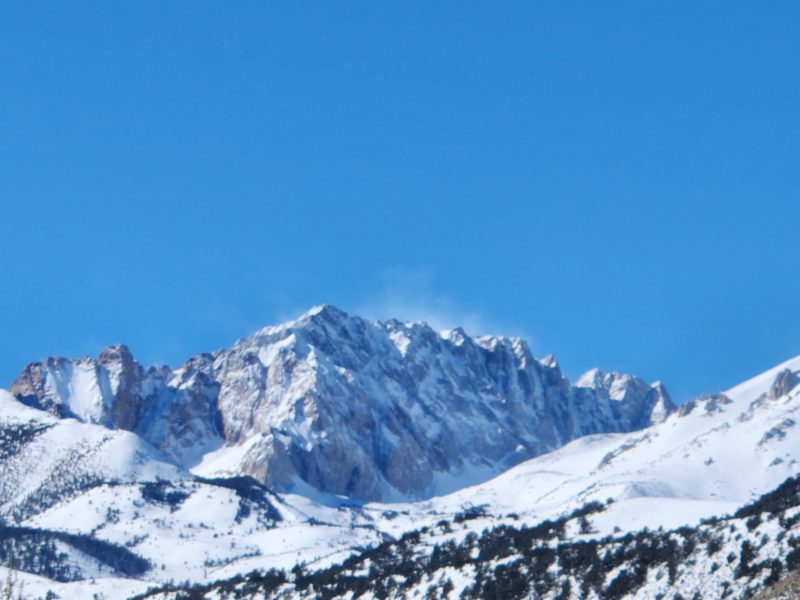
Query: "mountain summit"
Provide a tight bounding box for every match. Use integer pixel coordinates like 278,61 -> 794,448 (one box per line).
9,305 -> 674,501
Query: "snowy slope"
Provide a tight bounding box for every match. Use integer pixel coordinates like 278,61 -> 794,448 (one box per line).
0,389 -> 380,598
0,389 -> 185,521
419,355 -> 800,536
176,474 -> 800,600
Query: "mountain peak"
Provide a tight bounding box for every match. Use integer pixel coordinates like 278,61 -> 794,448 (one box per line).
97,343 -> 135,367
248,304 -> 354,342
302,303 -> 350,321
539,353 -> 558,368
575,367 -> 607,388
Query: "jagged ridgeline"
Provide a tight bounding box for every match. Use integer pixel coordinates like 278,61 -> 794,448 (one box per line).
9,305 -> 673,502
134,475 -> 800,600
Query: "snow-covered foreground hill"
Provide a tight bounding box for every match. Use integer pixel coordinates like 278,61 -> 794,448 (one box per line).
424,355 -> 800,535
146,473 -> 800,599
0,389 -> 382,598
2,308 -> 800,598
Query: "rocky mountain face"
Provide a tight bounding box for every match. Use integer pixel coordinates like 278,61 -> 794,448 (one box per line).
8,305 -> 674,501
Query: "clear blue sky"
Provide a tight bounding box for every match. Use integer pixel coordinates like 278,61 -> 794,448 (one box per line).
2,2 -> 799,402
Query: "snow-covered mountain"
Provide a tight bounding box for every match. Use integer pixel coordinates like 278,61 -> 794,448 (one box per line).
9,305 -> 673,502
132,351 -> 800,600
4,306 -> 800,598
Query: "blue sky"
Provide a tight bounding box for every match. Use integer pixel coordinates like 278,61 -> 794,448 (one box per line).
1,2 -> 799,402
